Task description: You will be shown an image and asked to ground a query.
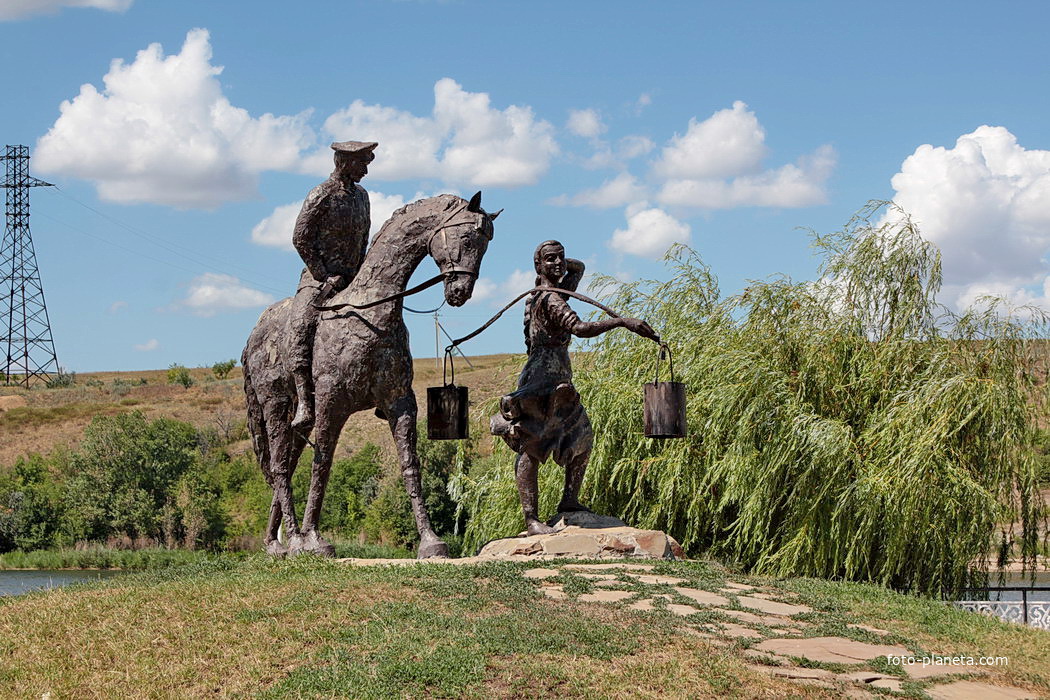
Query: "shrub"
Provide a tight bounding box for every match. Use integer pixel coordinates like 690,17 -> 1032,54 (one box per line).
211,359 -> 237,380
0,455 -> 64,551
59,412 -> 202,544
167,364 -> 194,388
45,369 -> 76,388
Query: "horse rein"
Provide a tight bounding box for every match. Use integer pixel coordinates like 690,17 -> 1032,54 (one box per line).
315,202 -> 485,312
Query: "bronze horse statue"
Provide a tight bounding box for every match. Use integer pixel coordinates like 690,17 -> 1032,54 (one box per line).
243,192 -> 498,558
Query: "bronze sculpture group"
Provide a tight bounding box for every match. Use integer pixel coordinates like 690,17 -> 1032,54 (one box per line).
244,142 -> 657,558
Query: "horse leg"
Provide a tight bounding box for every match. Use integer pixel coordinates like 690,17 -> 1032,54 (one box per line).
386,393 -> 449,559
262,400 -> 304,556
244,361 -> 285,554
299,393 -> 347,557
265,494 -> 282,550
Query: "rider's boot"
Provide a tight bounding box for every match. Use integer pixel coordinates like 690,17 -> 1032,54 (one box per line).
291,367 -> 314,430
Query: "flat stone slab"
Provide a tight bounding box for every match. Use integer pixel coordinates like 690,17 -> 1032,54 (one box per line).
751,665 -> 837,682
628,598 -> 656,612
630,574 -> 687,585
523,568 -> 559,579
842,671 -> 902,690
720,608 -> 793,627
717,622 -> 763,639
578,590 -> 635,604
563,563 -> 654,572
575,572 -> 618,580
478,525 -> 680,560
903,663 -> 988,680
541,585 -> 567,600
927,681 -> 1039,700
754,637 -> 911,665
674,586 -> 731,606
847,623 -> 890,635
737,595 -> 813,616
722,581 -> 753,590
666,603 -> 701,617
546,511 -> 628,530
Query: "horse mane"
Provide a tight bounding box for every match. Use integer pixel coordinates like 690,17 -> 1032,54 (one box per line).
372,193 -> 462,244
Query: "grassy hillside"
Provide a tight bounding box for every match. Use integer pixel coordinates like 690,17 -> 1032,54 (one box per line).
0,354 -> 520,467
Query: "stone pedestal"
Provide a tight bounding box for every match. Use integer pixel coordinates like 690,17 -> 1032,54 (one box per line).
478,513 -> 685,560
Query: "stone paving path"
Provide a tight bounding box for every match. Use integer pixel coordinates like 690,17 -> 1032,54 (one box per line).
526,562 -> 1042,699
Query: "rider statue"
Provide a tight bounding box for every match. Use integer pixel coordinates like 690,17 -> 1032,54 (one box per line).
490,240 -> 659,535
289,140 -> 377,430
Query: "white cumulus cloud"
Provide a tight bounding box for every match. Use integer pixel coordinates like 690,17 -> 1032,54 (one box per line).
367,191 -> 408,235
133,338 -> 159,352
609,204 -> 691,259
35,29 -> 314,208
0,0 -> 132,20
177,273 -> 274,317
659,144 -> 836,209
550,172 -> 646,209
308,78 -> 558,188
652,101 -> 834,209
654,101 -> 768,180
888,125 -> 1050,311
566,109 -> 605,139
250,201 -> 301,251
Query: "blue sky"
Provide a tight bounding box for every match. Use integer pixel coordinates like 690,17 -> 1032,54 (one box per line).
2,0 -> 1049,371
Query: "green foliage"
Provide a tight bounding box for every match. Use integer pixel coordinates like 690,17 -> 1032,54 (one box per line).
211,359 -> 237,380
60,412 -> 205,544
45,369 -> 76,388
360,431 -> 463,552
166,363 -> 194,388
455,203 -> 1049,596
0,454 -> 64,552
0,546 -> 231,570
1035,427 -> 1050,486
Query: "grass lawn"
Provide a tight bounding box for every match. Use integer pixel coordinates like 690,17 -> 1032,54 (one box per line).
1,556 -> 1048,698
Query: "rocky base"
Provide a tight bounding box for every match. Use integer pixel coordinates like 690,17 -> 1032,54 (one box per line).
478,521 -> 685,560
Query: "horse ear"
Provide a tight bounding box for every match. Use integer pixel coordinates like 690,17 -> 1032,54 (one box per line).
467,191 -> 482,213
489,208 -> 503,221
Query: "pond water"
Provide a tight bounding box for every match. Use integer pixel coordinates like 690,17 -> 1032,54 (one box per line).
960,572 -> 1050,601
0,569 -> 121,597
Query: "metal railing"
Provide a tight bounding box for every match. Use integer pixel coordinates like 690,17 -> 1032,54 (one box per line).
953,587 -> 1050,630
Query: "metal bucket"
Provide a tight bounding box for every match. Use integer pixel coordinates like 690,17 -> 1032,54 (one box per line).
427,349 -> 469,440
644,343 -> 686,439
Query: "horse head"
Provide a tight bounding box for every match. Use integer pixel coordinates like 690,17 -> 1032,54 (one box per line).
429,191 -> 501,307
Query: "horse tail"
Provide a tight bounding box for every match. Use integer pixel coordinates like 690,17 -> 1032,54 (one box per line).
242,343 -> 271,483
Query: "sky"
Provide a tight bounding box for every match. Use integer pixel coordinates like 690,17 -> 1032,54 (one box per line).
1,0 -> 1049,372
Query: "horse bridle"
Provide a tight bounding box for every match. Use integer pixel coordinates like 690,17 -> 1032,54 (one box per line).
316,202 -> 487,312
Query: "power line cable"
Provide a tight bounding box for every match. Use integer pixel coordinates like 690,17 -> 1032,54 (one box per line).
44,187 -> 287,295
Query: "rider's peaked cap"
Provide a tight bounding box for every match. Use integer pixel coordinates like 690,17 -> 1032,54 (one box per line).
330,140 -> 379,155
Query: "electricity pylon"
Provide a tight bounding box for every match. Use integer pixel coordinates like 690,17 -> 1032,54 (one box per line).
1,145 -> 59,387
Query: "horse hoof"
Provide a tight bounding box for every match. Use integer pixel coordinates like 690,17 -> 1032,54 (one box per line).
265,540 -> 289,558
526,521 -> 558,536
286,533 -> 307,557
417,538 -> 449,559
301,529 -> 336,558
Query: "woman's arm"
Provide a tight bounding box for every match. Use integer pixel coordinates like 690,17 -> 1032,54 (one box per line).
571,316 -> 660,342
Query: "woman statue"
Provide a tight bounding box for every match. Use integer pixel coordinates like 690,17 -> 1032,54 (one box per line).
490,240 -> 660,535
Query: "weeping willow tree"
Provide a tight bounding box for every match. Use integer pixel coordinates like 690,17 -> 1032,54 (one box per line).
451,203 -> 1048,596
